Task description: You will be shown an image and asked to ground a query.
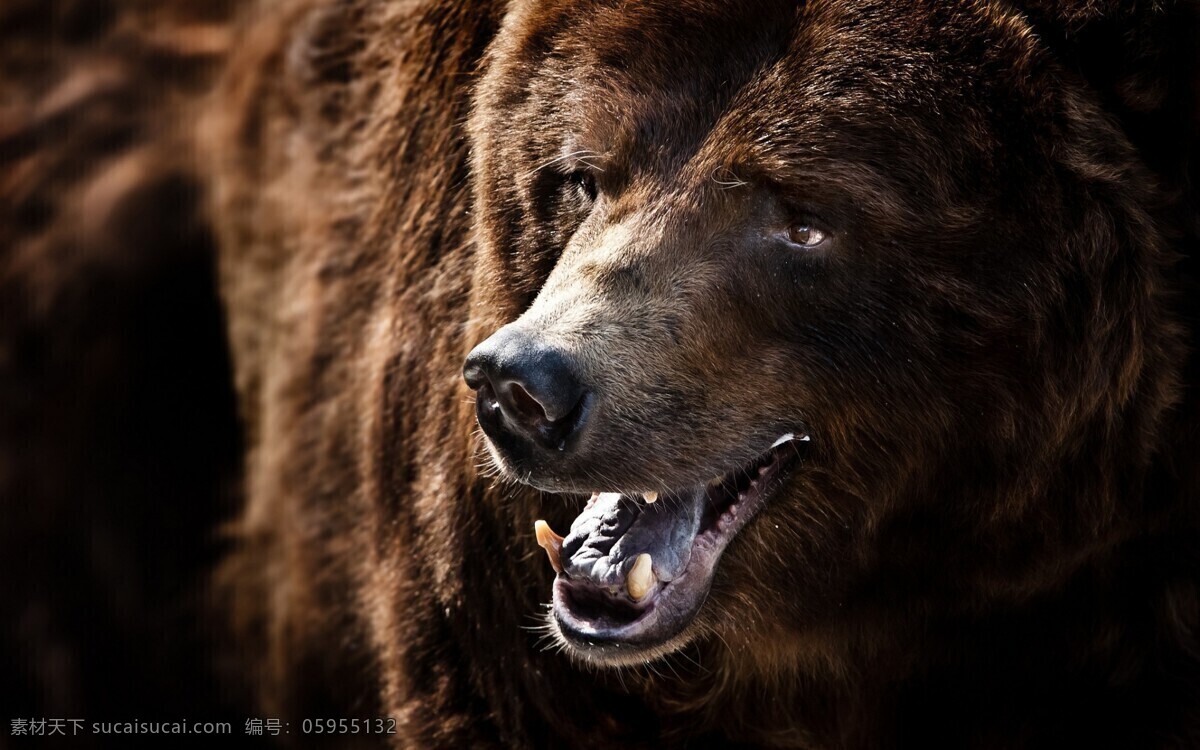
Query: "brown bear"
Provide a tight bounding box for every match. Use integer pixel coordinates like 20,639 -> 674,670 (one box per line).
6,0 -> 1198,747
204,0 -> 1200,746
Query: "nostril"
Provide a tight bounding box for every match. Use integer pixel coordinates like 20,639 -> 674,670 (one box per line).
505,381 -> 548,423
463,360 -> 488,392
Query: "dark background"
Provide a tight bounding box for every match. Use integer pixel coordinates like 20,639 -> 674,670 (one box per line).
1,1 -> 251,743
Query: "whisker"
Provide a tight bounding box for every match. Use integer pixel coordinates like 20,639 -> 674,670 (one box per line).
524,149 -> 602,178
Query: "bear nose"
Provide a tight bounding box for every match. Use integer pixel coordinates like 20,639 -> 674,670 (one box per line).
463,327 -> 589,450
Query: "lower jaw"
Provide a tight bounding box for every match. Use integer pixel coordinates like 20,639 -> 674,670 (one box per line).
551,578 -> 704,665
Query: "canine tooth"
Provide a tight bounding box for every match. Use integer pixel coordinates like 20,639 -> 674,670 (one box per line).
770,433 -> 795,449
534,520 -> 564,574
799,434 -> 811,442
643,492 -> 658,503
627,553 -> 655,601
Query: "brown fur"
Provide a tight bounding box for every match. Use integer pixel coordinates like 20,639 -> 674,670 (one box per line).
5,0 -> 1200,748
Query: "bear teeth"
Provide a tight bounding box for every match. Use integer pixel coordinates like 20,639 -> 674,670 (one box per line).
626,553 -> 655,601
534,520 -> 565,574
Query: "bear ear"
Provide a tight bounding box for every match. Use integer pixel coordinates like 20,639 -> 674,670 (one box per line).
1012,1 -> 1198,189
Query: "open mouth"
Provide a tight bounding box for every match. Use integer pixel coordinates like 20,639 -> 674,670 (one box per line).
534,433 -> 808,663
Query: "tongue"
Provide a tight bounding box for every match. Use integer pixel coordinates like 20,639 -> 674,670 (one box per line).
560,490 -> 705,586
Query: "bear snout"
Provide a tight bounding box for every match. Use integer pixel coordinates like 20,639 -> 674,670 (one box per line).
464,325 -> 591,453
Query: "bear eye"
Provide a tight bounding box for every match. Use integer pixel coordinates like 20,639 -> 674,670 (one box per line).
786,223 -> 827,249
567,170 -> 598,202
